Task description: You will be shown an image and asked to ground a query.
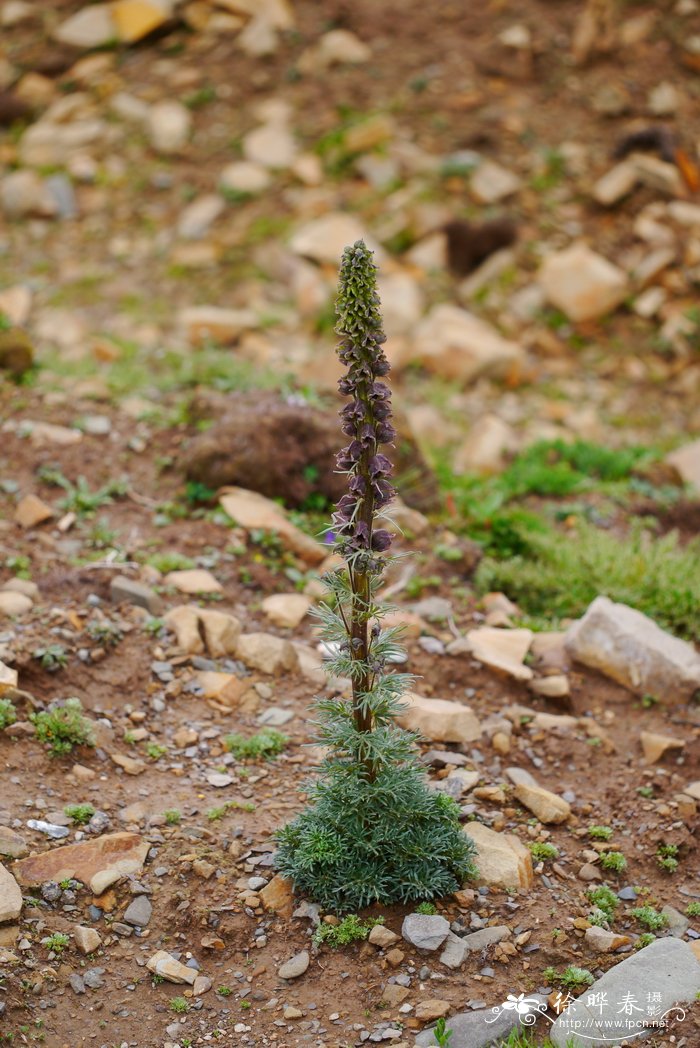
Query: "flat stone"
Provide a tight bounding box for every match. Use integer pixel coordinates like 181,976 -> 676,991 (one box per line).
666,439 -> 700,491
397,693 -> 481,745
177,194 -> 225,240
73,925 -> 102,955
235,632 -> 299,675
463,627 -> 534,681
584,926 -> 630,952
528,675 -> 570,699
14,832 -> 148,895
640,730 -> 685,763
289,213 -> 384,265
402,913 -> 450,951
146,950 -> 197,985
219,488 -> 324,564
415,999 -> 451,1021
369,924 -> 400,948
0,662 -> 18,698
550,938 -> 700,1047
0,865 -> 22,923
278,950 -> 309,979
465,822 -> 534,890
242,123 -> 297,169
219,161 -> 271,195
112,0 -> 174,43
197,609 -> 241,657
539,242 -> 628,322
632,153 -> 685,197
684,781 -> 700,801
512,782 -> 571,824
661,905 -> 690,938
0,592 -> 32,617
146,101 -> 191,155
123,895 -> 152,927
110,575 -> 162,614
565,595 -> 700,699
164,605 -> 204,654
165,569 -> 222,595
410,304 -> 524,385
592,161 -> 639,206
260,874 -> 294,918
440,926 -> 511,969
110,753 -> 146,776
415,999 -> 546,1048
52,4 -> 115,47
196,671 -> 252,709
0,827 -> 27,859
179,306 -> 257,347
261,593 -> 312,629
470,160 -> 521,203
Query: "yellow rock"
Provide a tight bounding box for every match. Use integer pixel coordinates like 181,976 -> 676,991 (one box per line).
640,730 -> 685,764
112,0 -> 172,42
14,493 -> 53,529
465,821 -> 534,890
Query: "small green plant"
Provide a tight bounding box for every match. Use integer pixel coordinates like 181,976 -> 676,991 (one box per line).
217,985 -> 232,996
588,908 -> 610,928
640,694 -> 659,709
33,644 -> 68,672
37,467 -> 127,518
586,884 -> 618,921
64,803 -> 95,826
42,932 -> 70,955
312,914 -> 383,948
164,809 -> 181,826
415,901 -> 438,915
637,786 -> 654,798
224,728 -> 288,761
599,851 -> 627,874
86,620 -> 122,647
631,906 -> 669,931
31,698 -> 94,757
543,965 -> 594,990
169,996 -> 189,1014
686,902 -> 700,917
433,1016 -> 453,1047
635,932 -> 656,949
206,800 -> 256,821
146,743 -> 168,760
587,825 -> 613,841
143,617 -> 165,636
656,843 -> 679,874
0,699 -> 17,730
240,1000 -> 251,1010
529,842 -> 559,862
147,551 -> 196,574
151,974 -> 165,987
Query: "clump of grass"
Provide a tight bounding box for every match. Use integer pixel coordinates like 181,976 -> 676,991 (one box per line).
529,842 -> 559,862
31,698 -> 94,757
656,843 -> 679,874
475,522 -> 700,640
64,803 -> 95,825
586,884 -> 619,922
164,809 -> 182,826
169,996 -> 189,1014
206,799 -> 256,821
415,901 -> 438,915
33,644 -> 68,672
147,551 -> 196,574
631,906 -> 668,931
312,914 -> 383,948
224,728 -> 288,761
146,743 -> 168,760
37,467 -> 127,517
686,902 -> 700,917
588,825 -> 613,841
599,851 -> 627,874
543,965 -> 594,990
0,698 -> 17,729
86,620 -> 122,648
43,932 -> 70,954
635,932 -> 656,949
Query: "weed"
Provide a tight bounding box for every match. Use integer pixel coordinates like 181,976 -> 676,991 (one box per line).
640,694 -> 659,709
637,786 -> 654,798
5,554 -> 30,578
146,743 -> 168,761
217,986 -> 232,996
588,908 -> 610,928
37,467 -> 127,517
64,803 -> 95,826
631,906 -> 668,931
42,932 -> 70,955
143,617 -> 165,636
86,620 -> 122,648
169,997 -> 189,1014
206,800 -> 256,821
147,551 -> 196,574
31,698 -> 94,757
586,884 -> 618,921
0,699 -> 17,730
599,851 -> 627,874
686,902 -> 700,917
635,932 -> 656,949
33,644 -> 68,672
312,914 -> 384,948
164,809 -> 181,826
543,965 -> 594,990
588,825 -> 613,841
657,843 -> 679,874
224,728 -> 288,760
415,901 -> 438,915
87,519 -> 118,549
433,1016 -> 452,1047
240,1000 -> 251,1010
529,842 -> 558,862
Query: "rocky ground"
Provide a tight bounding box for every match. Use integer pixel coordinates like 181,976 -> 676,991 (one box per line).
0,2 -> 700,1047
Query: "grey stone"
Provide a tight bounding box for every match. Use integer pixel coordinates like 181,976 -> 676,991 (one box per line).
278,950 -> 309,979
69,973 -> 85,994
550,938 -> 700,1047
123,895 -> 152,927
415,994 -> 547,1047
661,904 -> 689,938
110,576 -> 162,614
401,914 -> 450,952
83,967 -> 104,989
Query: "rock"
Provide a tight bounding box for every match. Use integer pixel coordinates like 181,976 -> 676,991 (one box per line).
0,827 -> 27,859
640,730 -> 685,763
165,569 -> 223,595
14,832 -> 148,894
219,487 -> 324,564
666,439 -> 700,491
73,925 -> 102,954
632,153 -> 685,197
300,28 -> 371,70
401,913 -> 450,952
369,925 -> 400,948
461,627 -> 534,681
235,633 -> 299,675
260,874 -> 294,917
147,950 -> 197,985
111,0 -> 173,43
584,926 -> 630,952
466,822 -> 534,890
219,161 -> 271,195
110,753 -> 146,776
410,304 -> 524,385
198,609 -> 242,657
177,194 -> 225,239
684,781 -> 700,801
0,329 -> 34,376
661,905 -> 689,938
397,693 -> 481,745
0,286 -> 32,327
261,593 -> 312,629
0,865 -> 22,923
0,592 -> 32,617
512,782 -> 571,824
415,999 -> 451,1022
565,595 -> 700,699
196,671 -> 252,710
578,862 -> 602,882
146,101 -> 191,155
528,675 -> 570,699
243,123 -> 297,169
415,1000 -> 546,1048
1,170 -> 56,219
52,4 -> 115,47
550,938 -> 700,1047
539,243 -> 628,322
470,160 -> 521,204
178,306 -> 257,346
109,576 -> 162,614
278,950 -> 309,979
378,270 -> 425,337
164,605 -> 204,654
453,415 -> 514,475
440,926 -> 511,969
123,895 -> 152,927
290,213 -> 383,265
592,161 -> 638,206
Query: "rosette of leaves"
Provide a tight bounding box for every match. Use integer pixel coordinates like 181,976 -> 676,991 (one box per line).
276,241 -> 476,912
